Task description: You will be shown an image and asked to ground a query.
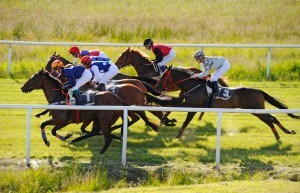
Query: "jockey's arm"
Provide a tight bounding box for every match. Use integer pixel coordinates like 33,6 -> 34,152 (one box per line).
152,48 -> 163,63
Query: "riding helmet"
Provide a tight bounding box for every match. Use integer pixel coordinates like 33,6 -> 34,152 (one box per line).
193,50 -> 205,58
143,38 -> 153,46
51,60 -> 64,69
69,46 -> 80,54
81,55 -> 92,64
80,49 -> 90,57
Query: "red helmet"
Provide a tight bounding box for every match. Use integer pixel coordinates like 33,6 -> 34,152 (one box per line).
81,55 -> 92,65
69,46 -> 80,54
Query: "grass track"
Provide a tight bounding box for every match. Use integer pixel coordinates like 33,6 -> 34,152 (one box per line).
0,79 -> 299,192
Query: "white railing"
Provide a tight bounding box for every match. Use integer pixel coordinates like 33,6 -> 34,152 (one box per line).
1,40 -> 300,77
0,104 -> 299,169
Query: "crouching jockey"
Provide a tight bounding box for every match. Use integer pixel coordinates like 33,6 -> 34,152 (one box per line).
191,50 -> 231,107
51,60 -> 92,105
80,55 -> 118,91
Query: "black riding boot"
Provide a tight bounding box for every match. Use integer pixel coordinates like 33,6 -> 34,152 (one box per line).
159,65 -> 167,75
73,90 -> 84,105
211,81 -> 219,97
98,83 -> 106,91
207,96 -> 214,108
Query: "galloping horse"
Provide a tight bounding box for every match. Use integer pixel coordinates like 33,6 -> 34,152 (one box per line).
21,69 -> 158,153
42,53 -> 177,126
114,47 -> 229,89
149,66 -> 299,140
115,47 -> 229,121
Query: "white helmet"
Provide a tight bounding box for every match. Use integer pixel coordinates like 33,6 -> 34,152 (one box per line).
193,50 -> 205,58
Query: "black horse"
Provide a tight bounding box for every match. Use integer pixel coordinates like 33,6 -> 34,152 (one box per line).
147,66 -> 299,140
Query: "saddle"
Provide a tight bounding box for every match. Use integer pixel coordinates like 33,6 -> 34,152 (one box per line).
206,85 -> 233,100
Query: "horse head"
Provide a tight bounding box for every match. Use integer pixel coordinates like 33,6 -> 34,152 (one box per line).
115,47 -> 157,77
21,69 -> 62,92
156,66 -> 206,92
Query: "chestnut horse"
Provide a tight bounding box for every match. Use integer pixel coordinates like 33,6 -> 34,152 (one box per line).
41,53 -> 176,126
148,66 -> 299,141
21,69 -> 159,153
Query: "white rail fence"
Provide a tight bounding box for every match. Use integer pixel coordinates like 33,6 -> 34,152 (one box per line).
1,104 -> 299,169
1,40 -> 300,77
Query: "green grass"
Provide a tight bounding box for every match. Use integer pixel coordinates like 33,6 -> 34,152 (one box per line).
0,0 -> 299,80
0,79 -> 300,192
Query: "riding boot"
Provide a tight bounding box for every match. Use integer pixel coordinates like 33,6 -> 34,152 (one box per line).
207,95 -> 214,108
98,83 -> 106,91
73,90 -> 84,105
211,81 -> 219,97
159,65 -> 167,75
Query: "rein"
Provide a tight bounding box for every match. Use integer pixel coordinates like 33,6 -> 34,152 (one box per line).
162,69 -> 193,90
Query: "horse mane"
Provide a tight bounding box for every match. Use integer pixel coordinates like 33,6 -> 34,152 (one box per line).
172,66 -> 195,76
128,47 -> 150,60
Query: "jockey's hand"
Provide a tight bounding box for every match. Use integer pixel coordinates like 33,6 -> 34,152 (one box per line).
61,85 -> 69,93
191,74 -> 199,79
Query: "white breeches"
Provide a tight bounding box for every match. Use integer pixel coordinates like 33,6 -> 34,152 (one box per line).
94,64 -> 119,85
210,60 -> 230,82
157,49 -> 176,67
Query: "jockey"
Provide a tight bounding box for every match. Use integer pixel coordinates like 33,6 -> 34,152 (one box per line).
69,46 -> 109,61
143,38 -> 176,75
191,50 -> 231,97
51,59 -> 92,105
80,55 -> 118,91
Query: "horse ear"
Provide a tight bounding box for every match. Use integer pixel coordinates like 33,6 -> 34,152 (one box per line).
53,52 -> 56,56
127,47 -> 130,51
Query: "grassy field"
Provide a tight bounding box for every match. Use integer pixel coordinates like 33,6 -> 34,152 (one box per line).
0,0 -> 300,192
0,79 -> 299,192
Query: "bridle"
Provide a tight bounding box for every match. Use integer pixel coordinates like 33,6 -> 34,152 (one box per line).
160,68 -> 202,94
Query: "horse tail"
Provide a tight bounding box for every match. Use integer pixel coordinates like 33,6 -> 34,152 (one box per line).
141,81 -> 161,96
259,89 -> 300,119
144,93 -> 183,106
132,76 -> 158,85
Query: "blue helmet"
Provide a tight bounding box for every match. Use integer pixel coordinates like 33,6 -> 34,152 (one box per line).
80,49 -> 90,57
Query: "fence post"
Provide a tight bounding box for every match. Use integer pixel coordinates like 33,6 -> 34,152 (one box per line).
266,48 -> 271,78
122,108 -> 128,166
216,111 -> 222,170
26,106 -> 32,167
8,44 -> 12,76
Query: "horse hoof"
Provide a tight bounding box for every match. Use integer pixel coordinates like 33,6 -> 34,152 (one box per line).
277,139 -> 282,145
45,141 -> 50,147
65,133 -> 73,139
291,130 -> 296,134
175,133 -> 182,138
35,114 -> 40,118
68,141 -> 74,145
171,118 -> 177,122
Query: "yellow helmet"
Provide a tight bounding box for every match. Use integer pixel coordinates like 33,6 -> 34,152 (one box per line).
51,60 -> 64,69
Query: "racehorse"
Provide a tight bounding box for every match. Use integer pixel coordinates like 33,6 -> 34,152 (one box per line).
20,69 -> 158,153
114,47 -> 229,89
148,66 -> 299,140
114,47 -> 229,121
42,53 -> 177,126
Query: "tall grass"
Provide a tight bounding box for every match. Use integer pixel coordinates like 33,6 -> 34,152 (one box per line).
0,0 -> 299,80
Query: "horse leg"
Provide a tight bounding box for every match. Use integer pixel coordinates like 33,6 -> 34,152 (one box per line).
40,118 -> 57,147
51,123 -> 73,141
135,111 -> 160,132
35,109 -> 50,118
153,111 -> 177,127
176,112 -> 197,138
80,120 -> 92,134
270,115 -> 296,135
252,114 -> 281,141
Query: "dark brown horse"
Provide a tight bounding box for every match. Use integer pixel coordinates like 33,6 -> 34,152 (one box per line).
114,47 -> 229,89
115,47 -> 230,121
147,66 -> 299,141
42,53 -> 176,126
20,69 -> 158,153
